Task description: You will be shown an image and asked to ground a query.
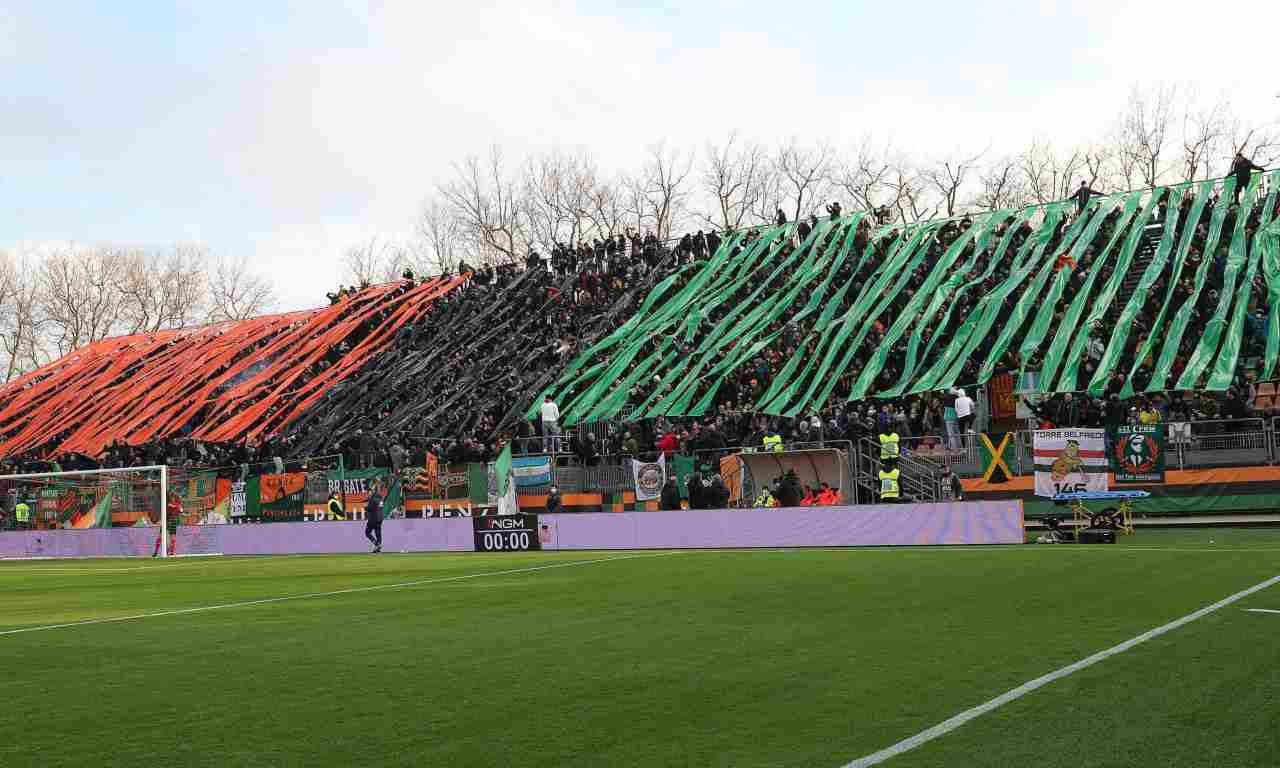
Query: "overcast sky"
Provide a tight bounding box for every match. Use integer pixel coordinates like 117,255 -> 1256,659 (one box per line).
3,0 -> 1277,311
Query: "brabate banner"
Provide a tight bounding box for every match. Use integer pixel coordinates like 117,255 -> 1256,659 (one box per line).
631,454 -> 666,502
1112,424 -> 1166,483
1033,428 -> 1108,497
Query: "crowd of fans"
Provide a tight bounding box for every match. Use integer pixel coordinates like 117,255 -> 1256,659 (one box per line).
1,160 -> 1277,480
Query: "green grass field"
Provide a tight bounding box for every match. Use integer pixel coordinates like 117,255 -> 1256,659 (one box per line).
2,530 -> 1279,767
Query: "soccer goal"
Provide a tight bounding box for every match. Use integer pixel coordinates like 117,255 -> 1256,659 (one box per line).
0,465 -> 199,559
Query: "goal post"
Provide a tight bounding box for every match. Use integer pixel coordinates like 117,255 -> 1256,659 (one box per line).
0,464 -> 176,559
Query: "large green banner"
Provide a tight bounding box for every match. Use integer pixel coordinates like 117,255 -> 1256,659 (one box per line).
1112,425 -> 1166,484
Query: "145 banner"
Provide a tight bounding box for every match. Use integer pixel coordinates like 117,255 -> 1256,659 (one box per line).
1033,428 -> 1109,497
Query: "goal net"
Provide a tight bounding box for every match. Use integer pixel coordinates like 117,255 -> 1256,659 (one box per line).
0,465 -> 217,559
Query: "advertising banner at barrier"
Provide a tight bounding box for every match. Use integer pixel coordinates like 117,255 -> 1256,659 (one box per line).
1112,424 -> 1166,483
437,464 -> 470,500
173,471 -> 217,524
512,456 -> 552,487
324,469 -> 400,515
631,455 -> 666,501
1033,428 -> 1108,497
259,473 -> 306,521
229,477 -> 257,518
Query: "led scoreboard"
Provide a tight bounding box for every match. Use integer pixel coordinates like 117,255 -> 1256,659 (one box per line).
472,514 -> 542,552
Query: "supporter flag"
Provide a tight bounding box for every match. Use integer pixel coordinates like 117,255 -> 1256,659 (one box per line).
1033,428 -> 1108,497
673,454 -> 696,500
495,443 -> 518,515
1112,424 -> 1166,484
631,455 -> 666,502
511,456 -> 553,488
989,374 -> 1017,420
71,487 -> 113,529
978,432 -> 1013,484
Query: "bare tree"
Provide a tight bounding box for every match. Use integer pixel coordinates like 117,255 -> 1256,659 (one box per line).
207,255 -> 276,322
341,237 -> 405,286
882,161 -> 935,225
440,146 -> 528,265
0,249 -> 44,381
833,137 -> 899,213
413,197 -> 462,276
37,245 -> 126,356
633,141 -> 693,240
775,138 -> 835,222
923,149 -> 987,217
1020,138 -> 1087,205
115,245 -> 207,334
972,156 -> 1031,211
700,133 -> 770,231
1113,83 -> 1177,188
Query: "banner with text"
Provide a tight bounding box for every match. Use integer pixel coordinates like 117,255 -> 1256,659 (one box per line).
1112,424 -> 1166,483
1033,428 -> 1108,497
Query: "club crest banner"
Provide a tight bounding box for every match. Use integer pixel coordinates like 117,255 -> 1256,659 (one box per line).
631,455 -> 666,502
1033,428 -> 1108,497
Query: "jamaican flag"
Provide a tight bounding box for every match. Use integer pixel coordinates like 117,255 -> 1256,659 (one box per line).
979,432 -> 1013,483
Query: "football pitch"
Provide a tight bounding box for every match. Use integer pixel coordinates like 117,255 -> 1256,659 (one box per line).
2,530 -> 1279,767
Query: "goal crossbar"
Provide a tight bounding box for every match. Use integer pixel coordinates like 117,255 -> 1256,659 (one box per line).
1,465 -> 170,558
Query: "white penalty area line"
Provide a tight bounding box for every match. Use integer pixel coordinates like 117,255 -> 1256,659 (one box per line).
0,551 -> 675,637
1245,608 -> 1280,614
841,572 -> 1280,768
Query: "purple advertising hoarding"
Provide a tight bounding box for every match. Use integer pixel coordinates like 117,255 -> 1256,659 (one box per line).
0,502 -> 1021,559
537,502 -> 1024,551
177,518 -> 475,555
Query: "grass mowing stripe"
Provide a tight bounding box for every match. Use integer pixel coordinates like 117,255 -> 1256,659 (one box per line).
0,551 -> 675,637
841,572 -> 1280,768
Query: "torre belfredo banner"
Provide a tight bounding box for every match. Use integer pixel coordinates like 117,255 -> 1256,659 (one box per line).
1033,428 -> 1109,497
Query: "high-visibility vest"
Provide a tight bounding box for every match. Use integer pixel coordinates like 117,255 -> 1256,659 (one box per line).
754,489 -> 775,507
327,497 -> 345,520
879,432 -> 900,459
878,469 -> 900,500
15,502 -> 30,522
762,434 -> 783,453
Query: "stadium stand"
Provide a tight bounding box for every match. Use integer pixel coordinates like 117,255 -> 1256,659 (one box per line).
1,170 -> 1279,490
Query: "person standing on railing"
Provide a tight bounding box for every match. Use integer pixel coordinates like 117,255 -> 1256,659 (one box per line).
1229,152 -> 1265,204
1068,180 -> 1106,214
540,395 -> 561,454
951,388 -> 975,434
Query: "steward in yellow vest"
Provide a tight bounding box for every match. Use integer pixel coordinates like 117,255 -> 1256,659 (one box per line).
327,494 -> 346,521
15,501 -> 31,527
879,432 -> 900,460
762,433 -> 783,453
878,468 -> 900,502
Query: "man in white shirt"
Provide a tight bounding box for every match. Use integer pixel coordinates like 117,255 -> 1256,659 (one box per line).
540,395 -> 561,453
951,388 -> 975,434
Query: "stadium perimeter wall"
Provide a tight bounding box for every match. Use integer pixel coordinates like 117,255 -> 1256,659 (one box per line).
0,502 -> 1023,558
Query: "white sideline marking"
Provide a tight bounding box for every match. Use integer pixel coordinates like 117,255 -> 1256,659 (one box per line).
1245,608 -> 1280,615
0,552 -> 673,637
841,573 -> 1280,768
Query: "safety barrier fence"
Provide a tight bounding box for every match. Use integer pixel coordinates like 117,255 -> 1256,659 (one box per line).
898,418 -> 1276,478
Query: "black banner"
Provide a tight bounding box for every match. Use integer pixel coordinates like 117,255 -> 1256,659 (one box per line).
473,514 -> 541,552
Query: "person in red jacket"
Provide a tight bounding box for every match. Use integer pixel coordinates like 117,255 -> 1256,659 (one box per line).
655,431 -> 679,458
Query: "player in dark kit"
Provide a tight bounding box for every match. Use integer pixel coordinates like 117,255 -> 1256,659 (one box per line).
365,480 -> 385,553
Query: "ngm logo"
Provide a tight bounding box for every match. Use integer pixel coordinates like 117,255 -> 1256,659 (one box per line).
485,517 -> 526,530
